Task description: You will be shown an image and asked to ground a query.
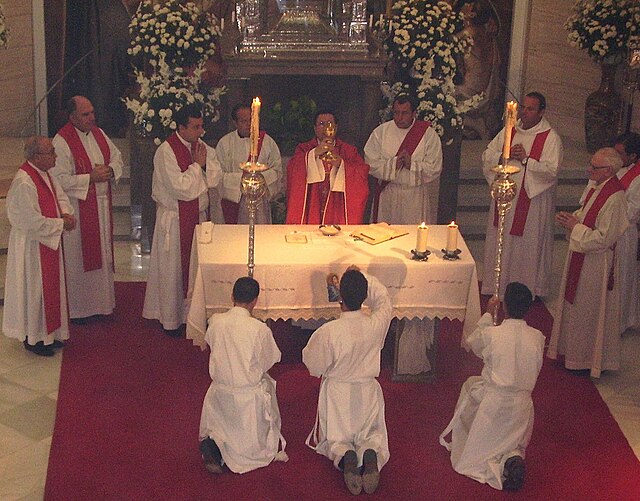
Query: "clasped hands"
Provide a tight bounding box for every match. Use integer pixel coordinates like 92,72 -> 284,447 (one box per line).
315,137 -> 341,168
556,211 -> 579,231
89,164 -> 114,183
396,149 -> 412,170
62,213 -> 76,231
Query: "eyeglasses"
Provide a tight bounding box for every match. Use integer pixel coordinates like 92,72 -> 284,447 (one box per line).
37,150 -> 56,156
316,121 -> 335,127
589,164 -> 609,170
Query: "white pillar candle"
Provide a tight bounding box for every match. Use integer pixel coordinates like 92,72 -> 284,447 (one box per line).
250,97 -> 261,161
416,223 -> 428,253
446,221 -> 458,252
369,14 -> 373,28
220,17 -> 224,32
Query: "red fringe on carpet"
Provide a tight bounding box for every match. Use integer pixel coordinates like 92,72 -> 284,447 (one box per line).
44,283 -> 640,500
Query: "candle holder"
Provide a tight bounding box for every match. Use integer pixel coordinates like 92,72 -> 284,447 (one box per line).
489,163 -> 520,323
441,248 -> 462,260
410,248 -> 430,261
240,160 -> 269,277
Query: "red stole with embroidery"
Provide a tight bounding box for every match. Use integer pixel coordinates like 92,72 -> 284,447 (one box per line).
166,133 -> 201,297
372,120 -> 430,223
619,160 -> 640,190
57,122 -> 113,271
493,128 -> 550,235
564,176 -> 624,304
20,162 -> 64,333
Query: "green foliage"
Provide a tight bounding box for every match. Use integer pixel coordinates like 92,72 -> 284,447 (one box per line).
262,96 -> 318,155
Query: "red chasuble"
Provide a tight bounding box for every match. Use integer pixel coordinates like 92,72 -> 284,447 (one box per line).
285,138 -> 369,225
371,120 -> 430,223
57,122 -> 113,271
492,128 -> 550,235
564,176 -> 624,304
20,162 -> 64,334
221,130 -> 266,224
166,133 -> 201,297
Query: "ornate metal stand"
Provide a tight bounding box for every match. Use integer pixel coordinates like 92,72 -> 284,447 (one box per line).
240,160 -> 269,277
489,164 -> 520,324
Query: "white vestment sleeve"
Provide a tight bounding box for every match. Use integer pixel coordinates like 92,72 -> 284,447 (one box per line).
409,127 -> 443,185
364,127 -> 397,181
302,327 -> 332,377
257,325 -> 282,372
570,192 -> 629,253
105,133 -> 124,183
362,272 -> 393,348
154,144 -> 208,201
626,176 -> 640,224
466,312 -> 494,358
524,129 -> 563,198
205,142 -> 222,188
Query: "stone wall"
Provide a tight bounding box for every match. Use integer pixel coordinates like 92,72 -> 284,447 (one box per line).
525,0 -> 639,148
0,1 -> 35,136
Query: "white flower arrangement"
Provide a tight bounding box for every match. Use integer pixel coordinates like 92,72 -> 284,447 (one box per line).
125,0 -> 225,142
565,0 -> 639,63
0,2 -> 9,50
124,57 -> 225,145
381,0 -> 482,137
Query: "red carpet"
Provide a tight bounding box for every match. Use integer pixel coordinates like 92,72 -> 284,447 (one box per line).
44,283 -> 640,500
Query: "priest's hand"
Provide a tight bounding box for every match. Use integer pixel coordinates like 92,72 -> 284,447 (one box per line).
192,142 -> 207,168
487,296 -> 500,320
556,211 -> 578,231
510,143 -> 527,163
397,150 -> 411,170
90,164 -> 112,183
62,213 -> 76,231
315,137 -> 335,157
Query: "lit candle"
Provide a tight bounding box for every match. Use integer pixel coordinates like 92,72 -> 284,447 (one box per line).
416,222 -> 429,253
250,97 -> 261,162
369,14 -> 373,28
231,10 -> 236,24
501,101 -> 518,162
220,17 -> 224,32
446,221 -> 458,252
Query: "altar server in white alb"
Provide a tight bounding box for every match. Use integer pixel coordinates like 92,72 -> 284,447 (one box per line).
142,104 -> 222,335
216,102 -> 282,224
199,276 -> 287,474
481,92 -> 563,298
365,94 -> 442,224
549,147 -> 629,378
3,137 -> 76,357
303,268 -> 393,495
51,96 -> 123,321
613,132 -> 640,333
440,283 -> 544,491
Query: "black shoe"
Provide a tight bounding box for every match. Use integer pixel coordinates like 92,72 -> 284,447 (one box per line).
23,340 -> 55,357
199,438 -> 223,474
51,340 -> 65,349
503,455 -> 526,491
362,449 -> 380,494
70,317 -> 91,325
164,327 -> 183,337
342,450 -> 362,495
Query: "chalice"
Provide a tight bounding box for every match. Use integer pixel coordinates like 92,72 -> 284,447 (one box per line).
319,122 -> 339,163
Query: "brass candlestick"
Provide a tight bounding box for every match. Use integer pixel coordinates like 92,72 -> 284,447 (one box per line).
490,164 -> 520,325
240,160 -> 269,277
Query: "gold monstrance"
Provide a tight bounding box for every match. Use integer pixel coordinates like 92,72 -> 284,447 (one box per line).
240,97 -> 270,278
490,100 -> 520,325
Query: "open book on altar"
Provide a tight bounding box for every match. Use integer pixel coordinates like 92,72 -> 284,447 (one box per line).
350,223 -> 409,245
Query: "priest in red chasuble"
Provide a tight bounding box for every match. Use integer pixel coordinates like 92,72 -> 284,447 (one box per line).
285,110 -> 369,225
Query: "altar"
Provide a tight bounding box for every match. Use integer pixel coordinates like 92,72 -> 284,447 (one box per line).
186,224 -> 481,381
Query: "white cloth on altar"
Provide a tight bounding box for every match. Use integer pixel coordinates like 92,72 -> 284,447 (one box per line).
2,166 -> 73,345
481,118 -> 563,298
216,130 -> 281,224
439,313 -> 544,490
199,306 -> 287,473
364,119 -> 442,224
142,135 -> 222,330
303,273 -> 392,469
548,181 -> 628,378
616,165 -> 640,332
51,127 -> 123,318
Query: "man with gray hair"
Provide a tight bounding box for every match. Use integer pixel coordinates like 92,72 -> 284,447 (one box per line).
3,137 -> 76,356
548,147 -> 629,377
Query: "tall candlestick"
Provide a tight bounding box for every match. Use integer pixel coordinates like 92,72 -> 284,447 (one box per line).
250,97 -> 261,162
501,101 -> 518,162
446,221 -> 458,252
416,222 -> 429,253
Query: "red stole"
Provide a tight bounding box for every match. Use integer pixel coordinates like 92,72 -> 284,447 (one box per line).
619,160 -> 640,190
20,162 -> 64,334
493,128 -> 550,235
57,122 -> 113,272
372,120 -> 430,223
221,130 -> 267,224
564,176 -> 624,304
166,133 -> 201,297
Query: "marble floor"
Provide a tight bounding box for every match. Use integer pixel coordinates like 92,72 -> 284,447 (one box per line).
0,238 -> 639,500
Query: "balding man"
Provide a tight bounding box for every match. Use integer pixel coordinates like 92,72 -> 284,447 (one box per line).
51,96 -> 123,323
548,147 -> 629,377
3,137 -> 76,356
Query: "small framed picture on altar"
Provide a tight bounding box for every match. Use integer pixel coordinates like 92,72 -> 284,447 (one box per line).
285,232 -> 308,244
327,273 -> 340,302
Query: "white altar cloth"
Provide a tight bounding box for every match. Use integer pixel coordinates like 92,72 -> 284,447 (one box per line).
186,224 -> 481,350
